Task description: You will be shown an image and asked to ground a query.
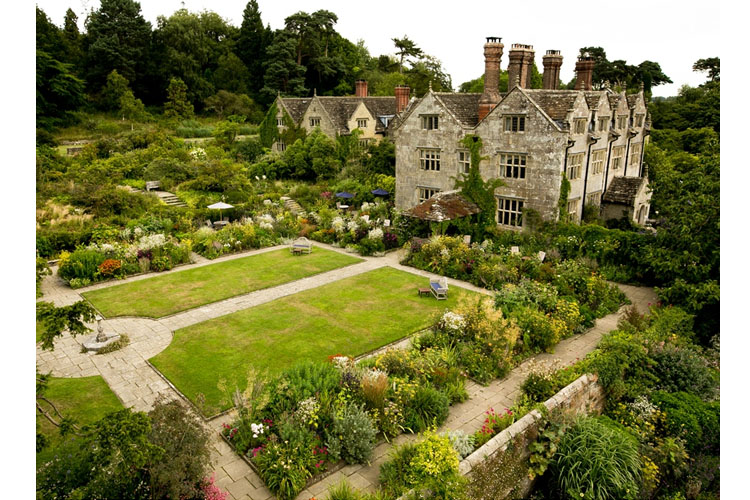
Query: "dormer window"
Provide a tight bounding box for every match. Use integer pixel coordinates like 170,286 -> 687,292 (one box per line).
635,114 -> 645,127
421,115 -> 439,130
504,115 -> 525,132
597,116 -> 610,132
573,118 -> 587,135
357,118 -> 368,128
309,117 -> 321,127
617,115 -> 628,129
276,117 -> 283,126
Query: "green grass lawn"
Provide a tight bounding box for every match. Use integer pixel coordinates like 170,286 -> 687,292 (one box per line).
36,376 -> 123,466
150,267 -> 478,416
83,248 -> 362,318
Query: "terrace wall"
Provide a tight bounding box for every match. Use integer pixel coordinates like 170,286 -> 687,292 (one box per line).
459,374 -> 605,498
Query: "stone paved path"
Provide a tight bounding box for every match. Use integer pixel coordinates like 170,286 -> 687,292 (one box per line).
36,244 -> 657,500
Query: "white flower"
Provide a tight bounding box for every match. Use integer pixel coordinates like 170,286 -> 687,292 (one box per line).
262,175 -> 267,179
442,311 -> 465,331
259,222 -> 273,230
137,233 -> 166,251
368,227 -> 384,240
347,220 -> 359,232
250,422 -> 265,438
331,216 -> 345,233
440,248 -> 450,258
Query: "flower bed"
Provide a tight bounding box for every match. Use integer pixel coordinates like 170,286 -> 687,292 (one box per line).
303,200 -> 406,256
402,235 -> 627,329
57,231 -> 191,288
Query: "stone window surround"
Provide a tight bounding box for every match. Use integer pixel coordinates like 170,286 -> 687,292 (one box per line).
498,152 -> 528,179
635,114 -> 645,127
503,114 -> 526,132
496,196 -> 524,227
357,118 -> 368,128
457,150 -> 471,174
617,115 -> 628,130
573,118 -> 588,135
309,117 -> 321,127
567,197 -> 580,218
418,148 -> 441,171
629,142 -> 642,165
611,145 -> 625,170
276,117 -> 284,126
586,191 -> 601,206
591,149 -> 606,175
420,114 -> 439,130
417,186 -> 440,203
567,153 -> 584,180
597,116 -> 610,132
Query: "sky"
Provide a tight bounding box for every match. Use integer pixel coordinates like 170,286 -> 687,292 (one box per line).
34,0 -> 723,97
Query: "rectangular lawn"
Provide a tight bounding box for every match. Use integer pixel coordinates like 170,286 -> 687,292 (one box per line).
36,376 -> 124,466
83,247 -> 362,318
150,267 -> 479,416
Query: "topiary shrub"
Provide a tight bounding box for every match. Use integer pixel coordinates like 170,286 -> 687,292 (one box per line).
650,391 -> 719,455
650,344 -> 718,399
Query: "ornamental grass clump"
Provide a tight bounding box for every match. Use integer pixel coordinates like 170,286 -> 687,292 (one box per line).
550,416 -> 642,500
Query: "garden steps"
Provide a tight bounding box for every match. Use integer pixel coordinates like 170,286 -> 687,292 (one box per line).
281,197 -> 306,217
153,190 -> 188,207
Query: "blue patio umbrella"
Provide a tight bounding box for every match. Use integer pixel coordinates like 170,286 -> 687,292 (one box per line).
371,188 -> 390,196
335,192 -> 355,199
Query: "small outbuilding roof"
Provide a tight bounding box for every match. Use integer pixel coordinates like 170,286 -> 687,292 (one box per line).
602,176 -> 647,205
404,190 -> 481,222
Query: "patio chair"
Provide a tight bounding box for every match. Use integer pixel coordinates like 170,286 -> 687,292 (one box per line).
336,201 -> 349,210
429,277 -> 449,300
290,236 -> 313,255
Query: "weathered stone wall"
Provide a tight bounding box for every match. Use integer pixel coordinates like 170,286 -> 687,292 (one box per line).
476,89 -> 568,224
300,97 -> 338,139
394,93 -> 471,209
460,374 -> 605,499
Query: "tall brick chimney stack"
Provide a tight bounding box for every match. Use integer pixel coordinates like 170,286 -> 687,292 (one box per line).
542,50 -> 563,90
395,85 -> 410,113
478,37 -> 504,122
574,54 -> 596,90
508,44 -> 535,90
355,79 -> 368,97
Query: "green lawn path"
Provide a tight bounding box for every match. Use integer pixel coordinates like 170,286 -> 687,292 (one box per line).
83,248 -> 362,318
36,376 -> 124,466
150,267 -> 478,416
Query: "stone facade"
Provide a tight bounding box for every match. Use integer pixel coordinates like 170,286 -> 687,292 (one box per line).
270,91 -> 403,153
391,38 -> 652,228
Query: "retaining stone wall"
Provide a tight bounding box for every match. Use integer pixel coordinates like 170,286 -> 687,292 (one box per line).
459,374 -> 605,499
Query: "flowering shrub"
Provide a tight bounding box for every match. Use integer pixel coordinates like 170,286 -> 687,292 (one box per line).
473,408 -> 515,448
380,430 -> 465,498
97,258 -> 122,277
202,475 -> 228,500
324,402 -> 377,465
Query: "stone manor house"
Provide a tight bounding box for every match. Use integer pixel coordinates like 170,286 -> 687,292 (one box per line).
271,37 -> 652,227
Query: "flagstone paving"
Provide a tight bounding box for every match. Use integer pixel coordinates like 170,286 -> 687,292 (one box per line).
36,243 -> 657,499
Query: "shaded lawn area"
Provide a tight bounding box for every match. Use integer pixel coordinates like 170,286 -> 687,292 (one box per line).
82,247 -> 362,318
36,376 -> 123,467
150,267 -> 479,416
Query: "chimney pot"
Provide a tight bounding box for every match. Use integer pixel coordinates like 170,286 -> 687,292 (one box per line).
542,49 -> 563,89
508,43 -> 535,90
355,79 -> 368,97
574,55 -> 596,90
395,85 -> 410,113
478,37 -> 504,121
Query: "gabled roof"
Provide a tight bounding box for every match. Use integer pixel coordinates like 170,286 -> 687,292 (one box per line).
602,176 -> 646,205
607,94 -> 622,110
433,93 -> 483,128
403,190 -> 481,222
278,98 -> 312,123
521,90 -> 580,122
584,91 -> 603,109
626,94 -> 639,109
279,95 -> 398,133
